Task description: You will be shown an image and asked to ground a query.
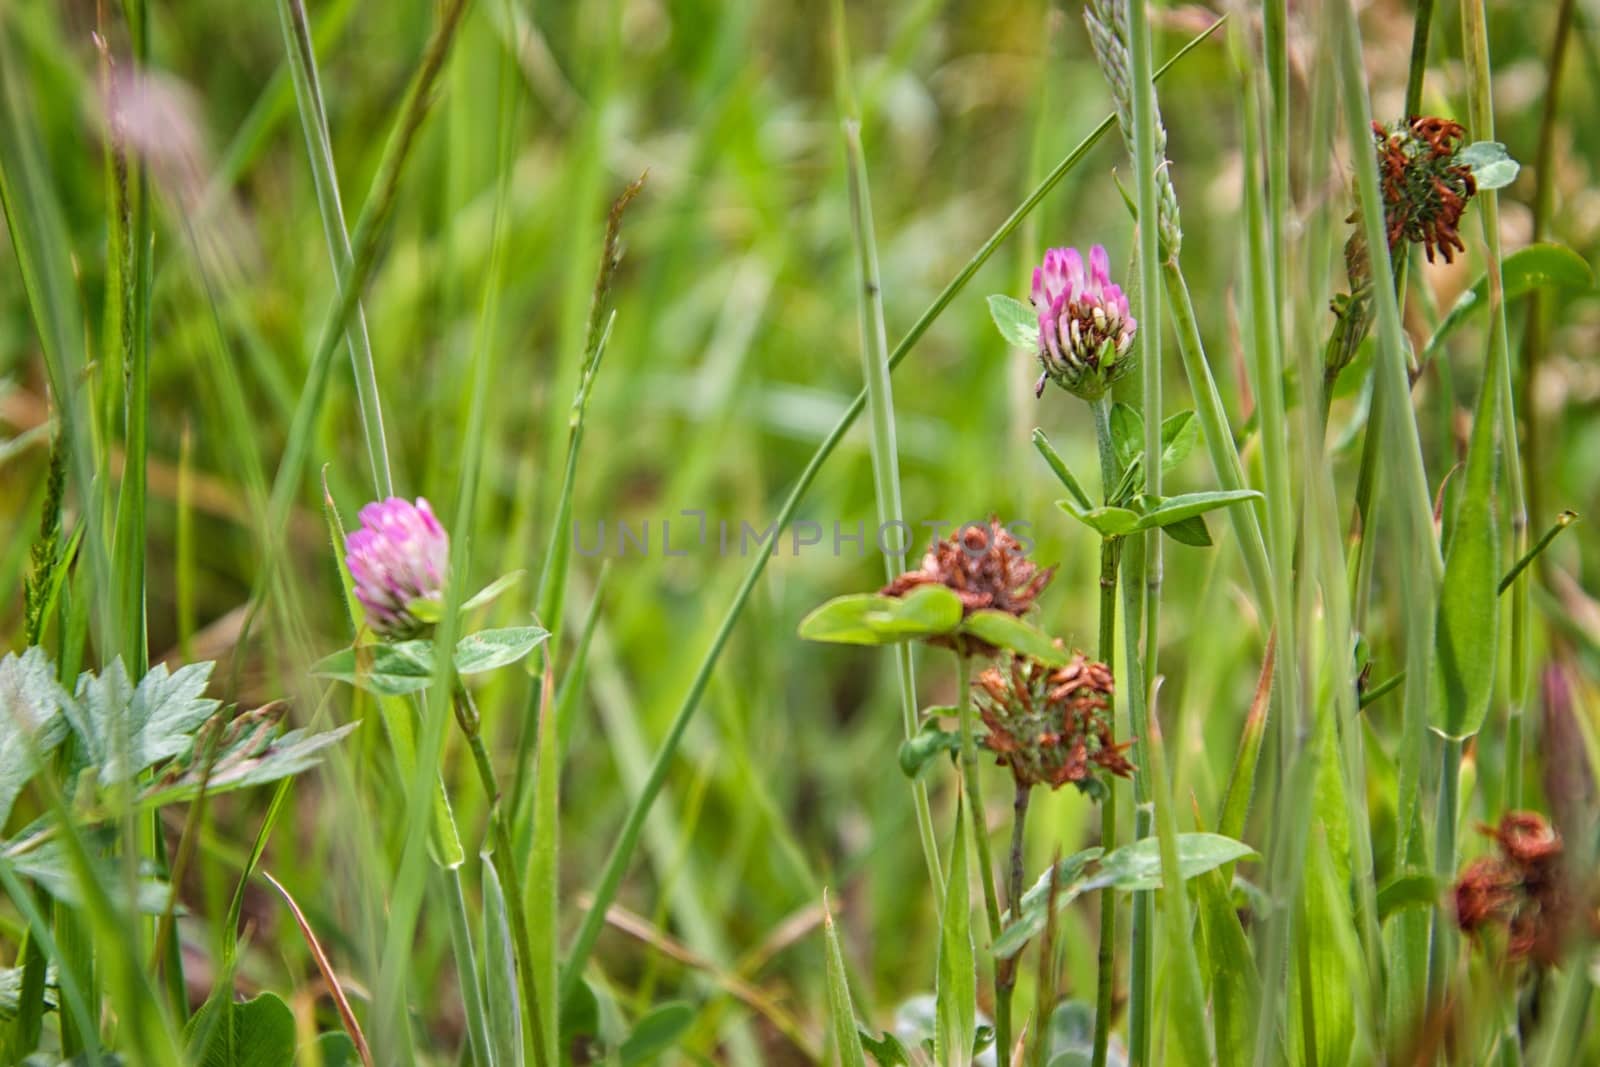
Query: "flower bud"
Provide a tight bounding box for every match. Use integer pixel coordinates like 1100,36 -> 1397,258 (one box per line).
345,496 -> 449,640
1031,245 -> 1137,401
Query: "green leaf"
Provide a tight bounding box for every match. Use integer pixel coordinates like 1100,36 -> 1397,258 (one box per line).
312,1033 -> 359,1067
822,894 -> 869,1067
138,703 -> 355,808
1085,833 -> 1257,892
1377,872 -> 1440,919
935,803 -> 975,1067
1455,140 -> 1520,190
1160,513 -> 1212,547
988,294 -> 1038,350
184,991 -> 297,1067
311,626 -> 551,695
453,626 -> 551,673
898,720 -> 960,779
619,1002 -> 694,1065
959,611 -> 1068,665
859,1027 -> 914,1066
2,837 -> 168,913
1131,490 -> 1263,533
1423,243 -> 1592,361
481,852 -> 524,1067
65,659 -> 220,785
797,585 -> 964,646
0,648 -> 71,826
1195,867 -> 1257,1064
1430,330 -> 1501,740
462,569 -> 526,613
1160,410 -> 1200,471
1057,498 -> 1141,539
992,848 -> 1101,959
1110,403 -> 1143,471
1032,429 -> 1093,511
1290,833 -> 1363,1066
559,977 -> 605,1066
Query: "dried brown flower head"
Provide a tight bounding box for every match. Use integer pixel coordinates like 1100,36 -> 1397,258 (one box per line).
974,652 -> 1132,794
882,519 -> 1055,654
1453,856 -> 1518,934
1372,115 -> 1477,264
1453,811 -> 1596,965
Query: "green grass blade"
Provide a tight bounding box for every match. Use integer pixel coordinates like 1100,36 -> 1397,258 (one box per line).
936,799 -> 976,1067
483,852 -> 526,1067
839,116 -> 944,907
822,891 -> 869,1067
275,0 -> 392,496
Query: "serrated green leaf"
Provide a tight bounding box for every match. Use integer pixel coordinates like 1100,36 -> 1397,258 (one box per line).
1057,498 -> 1141,538
935,803 -> 975,1067
1456,140 -> 1520,190
1132,489 -> 1263,533
0,648 -> 70,826
139,704 -> 356,809
311,626 -> 550,695
822,894 -> 869,1067
184,991 -> 297,1067
988,294 -> 1038,350
64,659 -> 221,785
798,585 -> 964,646
1160,410 -> 1200,471
1423,243 -> 1592,361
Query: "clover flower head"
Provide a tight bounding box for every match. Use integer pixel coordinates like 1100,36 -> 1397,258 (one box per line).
882,519 -> 1055,655
345,496 -> 449,640
1031,245 -> 1137,401
1373,115 -> 1477,264
974,651 -> 1131,793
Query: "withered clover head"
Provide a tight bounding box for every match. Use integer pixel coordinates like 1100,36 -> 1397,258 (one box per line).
973,651 -> 1132,795
1372,115 -> 1477,264
881,519 -> 1055,655
1453,810 -> 1596,965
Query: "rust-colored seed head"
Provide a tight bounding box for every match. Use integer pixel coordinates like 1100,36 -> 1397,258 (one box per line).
974,651 -> 1131,793
1494,811 -> 1564,873
1453,857 -> 1518,934
1455,809 -> 1590,964
1370,116 -> 1477,265
882,518 -> 1055,655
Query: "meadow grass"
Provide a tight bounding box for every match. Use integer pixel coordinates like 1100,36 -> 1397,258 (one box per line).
2,1 -> 1599,1065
